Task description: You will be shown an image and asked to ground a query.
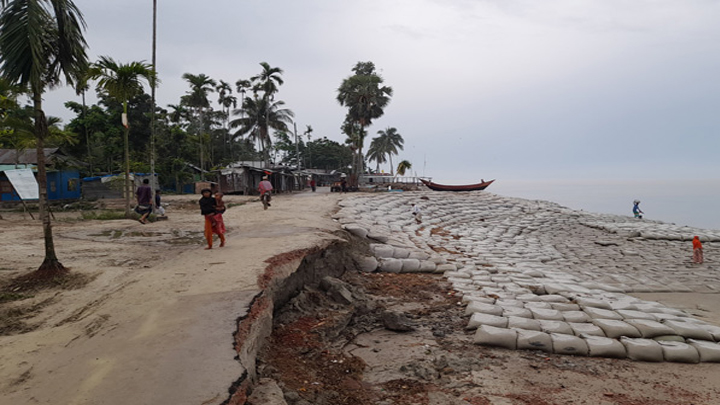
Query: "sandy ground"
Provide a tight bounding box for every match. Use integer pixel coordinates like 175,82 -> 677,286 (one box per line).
0,189 -> 343,405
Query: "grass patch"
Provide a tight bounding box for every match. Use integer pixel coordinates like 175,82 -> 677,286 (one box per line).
81,210 -> 127,220
226,202 -> 246,209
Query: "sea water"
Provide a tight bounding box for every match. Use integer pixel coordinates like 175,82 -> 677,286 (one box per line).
492,179 -> 720,231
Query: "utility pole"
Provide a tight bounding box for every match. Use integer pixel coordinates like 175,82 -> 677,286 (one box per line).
294,122 -> 300,170
150,0 -> 158,206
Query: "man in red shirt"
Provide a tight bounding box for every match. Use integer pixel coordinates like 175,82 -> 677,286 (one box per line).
258,175 -> 273,209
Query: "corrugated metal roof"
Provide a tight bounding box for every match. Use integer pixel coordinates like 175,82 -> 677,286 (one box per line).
0,148 -> 59,165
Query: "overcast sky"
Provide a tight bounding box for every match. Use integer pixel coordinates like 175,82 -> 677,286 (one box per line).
42,0 -> 720,184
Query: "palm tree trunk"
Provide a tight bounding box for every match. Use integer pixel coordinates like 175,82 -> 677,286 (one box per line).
33,90 -> 67,277
389,154 -> 394,177
123,101 -> 131,218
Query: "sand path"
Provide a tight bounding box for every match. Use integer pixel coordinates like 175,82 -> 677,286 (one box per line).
0,189 -> 342,405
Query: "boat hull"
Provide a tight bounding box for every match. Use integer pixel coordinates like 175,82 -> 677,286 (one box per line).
419,178 -> 494,192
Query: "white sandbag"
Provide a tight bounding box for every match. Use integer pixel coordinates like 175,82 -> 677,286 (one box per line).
465,301 -> 504,316
467,313 -> 508,330
371,244 -> 395,258
507,316 -> 541,331
461,295 -> 495,304
474,325 -> 517,349
515,329 -> 553,352
621,337 -> 664,362
583,307 -> 623,320
624,319 -> 678,338
539,320 -> 574,335
378,258 -> 403,273
445,270 -> 471,279
658,341 -> 700,363
616,309 -> 657,321
592,319 -> 642,338
687,339 -> 720,362
562,311 -> 592,323
437,263 -> 458,273
663,320 -> 715,341
391,247 -> 411,259
401,258 -> 421,272
570,322 -> 606,337
502,307 -> 533,319
653,335 -> 686,342
551,333 -> 589,356
420,261 -> 438,272
584,335 -> 627,358
408,251 -> 430,260
524,302 -> 553,309
537,294 -> 569,303
697,324 -> 720,342
529,308 -> 565,321
515,293 -> 541,302
551,303 -> 581,312
576,297 -> 613,310
344,224 -> 368,238
357,256 -> 378,272
495,299 -> 525,308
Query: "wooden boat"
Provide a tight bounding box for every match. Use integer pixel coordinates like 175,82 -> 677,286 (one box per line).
419,178 -> 494,192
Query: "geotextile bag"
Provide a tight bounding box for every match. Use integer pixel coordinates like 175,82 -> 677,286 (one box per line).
465,301 -> 504,316
621,337 -> 664,362
570,322 -> 606,337
658,341 -> 700,363
515,329 -> 553,353
687,339 -> 720,362
466,313 -> 508,330
539,320 -> 574,335
624,319 -> 678,338
592,319 -> 642,339
474,325 -> 517,349
584,335 -> 627,358
507,316 -> 541,331
551,333 -> 589,356
662,320 -> 715,341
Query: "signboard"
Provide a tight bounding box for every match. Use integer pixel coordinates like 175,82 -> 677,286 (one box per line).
3,168 -> 39,200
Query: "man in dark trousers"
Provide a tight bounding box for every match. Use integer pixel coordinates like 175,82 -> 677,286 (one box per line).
135,178 -> 152,224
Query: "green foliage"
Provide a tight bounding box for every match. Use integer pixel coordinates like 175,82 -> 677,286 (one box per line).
80,210 -> 128,220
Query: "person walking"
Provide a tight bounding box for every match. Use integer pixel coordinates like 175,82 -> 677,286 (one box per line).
632,200 -> 644,219
199,188 -> 225,249
258,175 -> 273,210
411,203 -> 423,224
135,178 -> 152,224
692,236 -> 704,264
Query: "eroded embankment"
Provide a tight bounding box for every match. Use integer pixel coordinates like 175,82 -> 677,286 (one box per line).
223,233 -> 369,404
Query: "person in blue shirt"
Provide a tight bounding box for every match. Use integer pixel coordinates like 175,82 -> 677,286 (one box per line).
632,200 -> 643,219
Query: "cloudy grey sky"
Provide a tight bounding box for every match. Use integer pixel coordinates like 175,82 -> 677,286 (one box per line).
44,0 -> 720,184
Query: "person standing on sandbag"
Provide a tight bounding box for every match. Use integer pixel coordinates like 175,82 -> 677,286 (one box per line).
632,200 -> 643,219
692,236 -> 704,264
411,203 -> 422,224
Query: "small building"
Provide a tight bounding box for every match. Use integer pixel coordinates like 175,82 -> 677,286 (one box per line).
0,148 -> 82,202
81,173 -> 158,200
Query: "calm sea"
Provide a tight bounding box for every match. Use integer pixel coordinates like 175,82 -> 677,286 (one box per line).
491,179 -> 720,231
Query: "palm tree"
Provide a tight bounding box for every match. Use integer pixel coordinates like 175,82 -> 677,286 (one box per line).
375,127 -> 404,175
366,137 -> 387,172
250,62 -> 283,98
87,56 -> 156,217
0,0 -> 89,277
216,80 -> 236,156
181,73 -> 216,172
396,160 -> 412,177
229,96 -> 294,164
336,61 -> 393,184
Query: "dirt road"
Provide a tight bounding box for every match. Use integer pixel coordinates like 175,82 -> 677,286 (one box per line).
0,189 -> 342,405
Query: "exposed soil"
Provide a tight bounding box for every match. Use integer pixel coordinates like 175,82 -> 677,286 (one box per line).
259,271 -> 720,405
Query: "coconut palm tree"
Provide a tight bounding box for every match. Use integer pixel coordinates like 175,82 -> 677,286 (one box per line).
375,127 -> 404,175
396,160 -> 412,177
0,0 -> 89,277
366,137 -> 387,172
229,96 -> 294,164
87,56 -> 156,217
336,61 -> 393,184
